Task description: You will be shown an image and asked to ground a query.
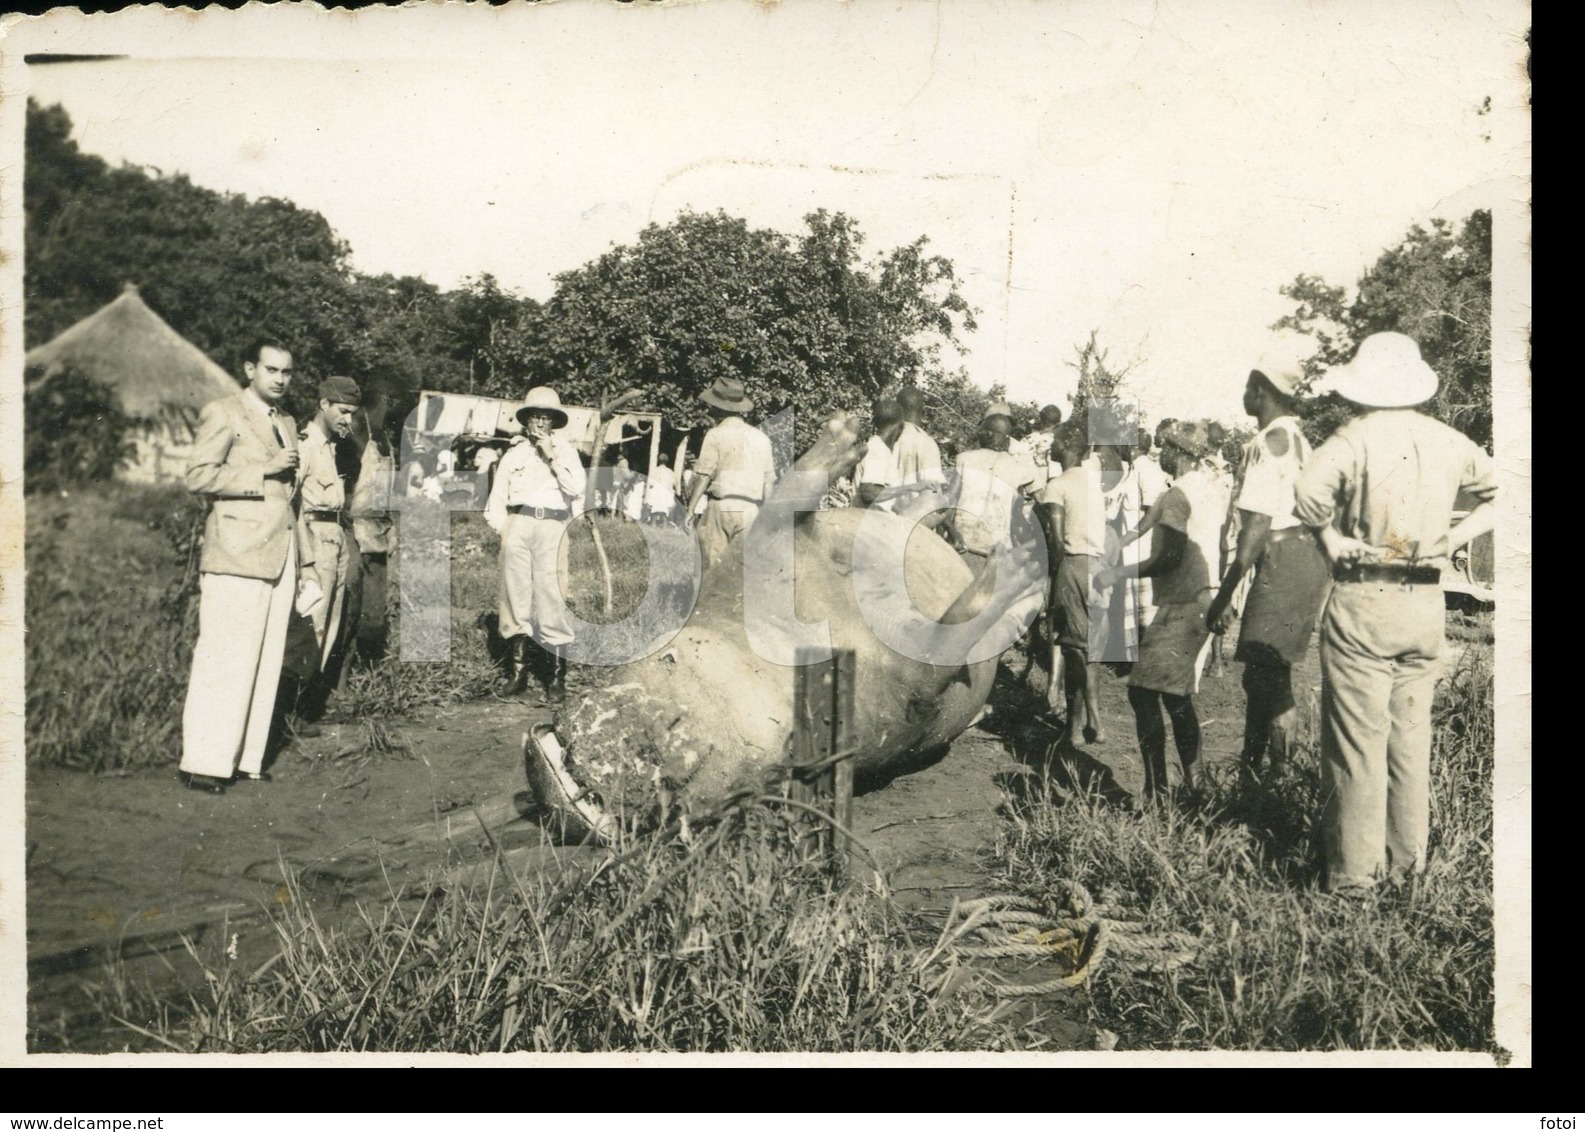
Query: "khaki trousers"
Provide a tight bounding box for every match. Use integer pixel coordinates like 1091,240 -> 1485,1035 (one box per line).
699,498 -> 760,573
1318,582 -> 1444,890
498,513 -> 575,648
180,539 -> 297,779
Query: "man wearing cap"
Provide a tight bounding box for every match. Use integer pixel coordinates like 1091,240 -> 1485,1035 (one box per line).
1206,340 -> 1332,779
684,376 -> 777,571
1099,421 -> 1229,801
485,386 -> 588,703
1293,332 -> 1496,895
177,337 -> 301,794
951,403 -> 1039,560
290,375 -> 363,726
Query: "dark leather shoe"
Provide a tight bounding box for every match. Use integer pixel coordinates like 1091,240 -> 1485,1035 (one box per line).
180,772 -> 228,795
287,718 -> 323,739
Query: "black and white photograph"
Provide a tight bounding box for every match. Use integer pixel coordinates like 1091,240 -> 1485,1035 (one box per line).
0,0 -> 1530,1064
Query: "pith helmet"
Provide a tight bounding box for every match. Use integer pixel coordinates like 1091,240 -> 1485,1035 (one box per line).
1323,332 -> 1439,408
516,386 -> 570,429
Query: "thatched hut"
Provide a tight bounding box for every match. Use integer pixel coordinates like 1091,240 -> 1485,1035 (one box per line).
25,284 -> 243,485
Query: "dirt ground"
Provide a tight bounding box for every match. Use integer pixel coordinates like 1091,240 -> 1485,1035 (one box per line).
26,634 -> 1309,1052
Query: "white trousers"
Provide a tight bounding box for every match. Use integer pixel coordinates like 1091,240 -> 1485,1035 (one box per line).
180,541 -> 297,779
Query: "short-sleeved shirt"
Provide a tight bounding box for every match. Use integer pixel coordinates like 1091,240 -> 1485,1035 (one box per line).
1040,464 -> 1107,559
1235,415 -> 1310,531
894,422 -> 945,486
1293,409 -> 1496,569
1133,454 -> 1172,509
857,435 -> 899,498
1150,467 -> 1230,604
954,447 -> 1038,555
695,415 -> 776,503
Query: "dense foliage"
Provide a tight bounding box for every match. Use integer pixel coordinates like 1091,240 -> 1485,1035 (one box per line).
1275,210 -> 1493,448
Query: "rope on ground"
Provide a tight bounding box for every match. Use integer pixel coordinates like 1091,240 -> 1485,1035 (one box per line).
920,881 -> 1200,997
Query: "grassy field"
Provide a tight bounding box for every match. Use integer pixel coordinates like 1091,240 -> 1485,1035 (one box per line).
27,482 -> 1501,1053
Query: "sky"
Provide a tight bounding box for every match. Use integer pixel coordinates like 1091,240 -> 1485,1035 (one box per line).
11,0 -> 1529,425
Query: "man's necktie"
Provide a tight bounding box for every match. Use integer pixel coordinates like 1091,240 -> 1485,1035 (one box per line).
271,412 -> 286,448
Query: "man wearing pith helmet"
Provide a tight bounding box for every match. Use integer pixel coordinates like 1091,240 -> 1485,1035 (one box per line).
1293,331 -> 1496,896
484,385 -> 588,705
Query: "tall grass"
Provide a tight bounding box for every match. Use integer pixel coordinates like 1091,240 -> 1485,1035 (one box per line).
123,796 -> 1030,1053
25,483 -> 205,773
994,640 -> 1497,1052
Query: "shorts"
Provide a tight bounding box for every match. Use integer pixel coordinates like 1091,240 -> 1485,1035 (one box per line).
1130,593 -> 1213,697
1053,554 -> 1099,654
1236,531 -> 1331,667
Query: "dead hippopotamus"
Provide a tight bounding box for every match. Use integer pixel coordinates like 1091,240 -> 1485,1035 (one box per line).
526,415 -> 1047,840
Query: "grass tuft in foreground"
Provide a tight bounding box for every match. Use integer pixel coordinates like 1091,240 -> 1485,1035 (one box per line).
123,796 -> 1033,1053
994,640 -> 1496,1052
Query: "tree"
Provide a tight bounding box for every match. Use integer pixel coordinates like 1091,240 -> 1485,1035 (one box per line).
1275,210 -> 1493,449
510,209 -> 979,448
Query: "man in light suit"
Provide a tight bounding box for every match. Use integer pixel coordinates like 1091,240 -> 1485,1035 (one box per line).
178,338 -> 301,794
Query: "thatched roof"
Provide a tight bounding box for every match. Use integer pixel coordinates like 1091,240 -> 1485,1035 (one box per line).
25,284 -> 241,420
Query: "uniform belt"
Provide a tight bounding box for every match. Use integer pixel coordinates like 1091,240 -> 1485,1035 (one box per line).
1266,526 -> 1313,544
509,504 -> 572,520
1333,562 -> 1440,585
708,494 -> 763,505
305,510 -> 350,525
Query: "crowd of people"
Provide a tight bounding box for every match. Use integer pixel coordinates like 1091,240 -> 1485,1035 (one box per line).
176,328 -> 1495,898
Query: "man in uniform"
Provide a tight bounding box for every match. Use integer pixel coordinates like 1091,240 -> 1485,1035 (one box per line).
1293,332 -> 1496,894
178,338 -> 301,793
1206,340 -> 1332,777
292,376 -> 363,725
684,376 -> 777,571
485,386 -> 588,704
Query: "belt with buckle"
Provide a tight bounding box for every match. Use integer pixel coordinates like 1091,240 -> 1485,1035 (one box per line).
1266,526 -> 1314,544
1333,561 -> 1440,585
509,504 -> 572,520
305,509 -> 349,525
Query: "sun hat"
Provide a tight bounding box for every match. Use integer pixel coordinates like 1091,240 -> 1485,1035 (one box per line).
318,376 -> 361,405
1322,332 -> 1439,408
1251,332 -> 1312,398
700,376 -> 755,414
982,401 -> 1014,424
515,385 -> 570,429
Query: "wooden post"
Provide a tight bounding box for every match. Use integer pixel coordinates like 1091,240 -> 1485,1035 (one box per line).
791,646 -> 856,873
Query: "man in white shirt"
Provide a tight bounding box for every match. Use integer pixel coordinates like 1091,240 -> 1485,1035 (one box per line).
856,397 -> 904,509
953,405 -> 1038,560
684,376 -> 777,571
484,386 -> 587,704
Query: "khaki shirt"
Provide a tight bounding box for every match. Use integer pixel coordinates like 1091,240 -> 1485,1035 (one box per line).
695,416 -> 776,503
1293,409 -> 1496,568
297,418 -> 351,571
483,435 -> 587,532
